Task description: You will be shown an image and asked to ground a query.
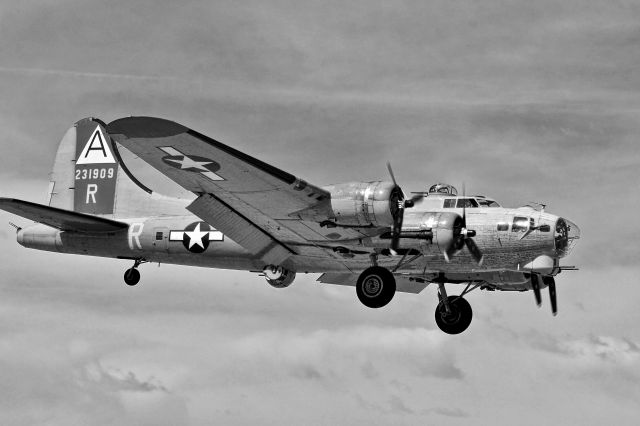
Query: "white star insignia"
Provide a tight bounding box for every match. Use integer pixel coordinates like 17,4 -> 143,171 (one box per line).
165,155 -> 212,172
184,223 -> 209,248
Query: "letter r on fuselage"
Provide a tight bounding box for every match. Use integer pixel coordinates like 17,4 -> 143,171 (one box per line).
128,223 -> 144,250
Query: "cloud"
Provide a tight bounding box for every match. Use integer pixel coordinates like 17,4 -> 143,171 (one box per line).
428,406 -> 469,418
0,66 -> 180,83
1,1 -> 640,425
231,326 -> 464,382
81,361 -> 169,393
558,335 -> 640,364
524,330 -> 640,365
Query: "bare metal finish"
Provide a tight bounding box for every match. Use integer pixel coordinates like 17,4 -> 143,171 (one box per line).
0,116 -> 581,334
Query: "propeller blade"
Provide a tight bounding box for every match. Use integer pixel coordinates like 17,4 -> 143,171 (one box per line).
530,274 -> 542,307
444,244 -> 456,263
461,182 -> 466,227
386,162 -> 405,254
386,161 -> 398,187
464,238 -> 484,265
391,210 -> 403,253
547,277 -> 558,316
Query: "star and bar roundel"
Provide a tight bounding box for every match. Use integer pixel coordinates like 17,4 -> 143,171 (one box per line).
159,146 -> 225,181
169,221 -> 224,253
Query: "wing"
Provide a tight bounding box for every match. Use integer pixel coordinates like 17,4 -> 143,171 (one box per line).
317,273 -> 429,294
0,198 -> 128,233
107,117 -> 376,266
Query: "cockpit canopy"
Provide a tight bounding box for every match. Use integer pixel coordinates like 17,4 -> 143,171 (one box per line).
428,183 -> 458,196
425,183 -> 500,207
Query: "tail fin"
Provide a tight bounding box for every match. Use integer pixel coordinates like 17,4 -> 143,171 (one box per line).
48,118 -> 121,215
48,118 -> 190,218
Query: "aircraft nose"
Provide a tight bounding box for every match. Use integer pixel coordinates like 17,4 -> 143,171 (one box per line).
554,217 -> 580,257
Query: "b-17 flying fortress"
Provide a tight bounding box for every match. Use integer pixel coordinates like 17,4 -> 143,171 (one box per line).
0,117 -> 580,334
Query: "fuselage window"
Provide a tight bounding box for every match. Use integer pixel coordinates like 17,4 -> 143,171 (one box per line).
478,199 -> 501,207
497,222 -> 509,231
155,231 -> 164,241
512,216 -> 530,233
456,198 -> 478,208
443,199 -> 456,208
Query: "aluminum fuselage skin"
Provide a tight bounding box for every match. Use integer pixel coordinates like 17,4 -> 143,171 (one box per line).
16,195 -> 576,290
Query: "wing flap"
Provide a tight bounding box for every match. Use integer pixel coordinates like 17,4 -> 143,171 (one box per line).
317,273 -> 430,294
0,198 -> 128,233
187,193 -> 294,265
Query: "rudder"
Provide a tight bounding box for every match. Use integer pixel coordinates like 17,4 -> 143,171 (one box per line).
48,118 -> 119,216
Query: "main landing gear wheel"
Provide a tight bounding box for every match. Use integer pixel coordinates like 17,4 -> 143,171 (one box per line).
124,267 -> 141,286
435,296 -> 473,335
356,266 -> 396,308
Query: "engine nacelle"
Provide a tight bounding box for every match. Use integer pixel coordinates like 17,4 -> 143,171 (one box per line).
323,181 -> 401,227
263,265 -> 296,288
382,211 -> 462,252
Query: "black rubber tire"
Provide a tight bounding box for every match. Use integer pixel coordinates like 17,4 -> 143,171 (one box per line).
124,268 -> 140,286
435,296 -> 473,334
356,266 -> 396,308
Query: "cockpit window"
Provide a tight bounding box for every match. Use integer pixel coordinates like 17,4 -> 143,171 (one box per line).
456,198 -> 478,208
443,199 -> 456,208
512,216 -> 532,232
477,199 -> 500,207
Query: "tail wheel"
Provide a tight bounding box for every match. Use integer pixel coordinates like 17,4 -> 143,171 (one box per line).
435,296 -> 472,334
124,268 -> 140,286
356,266 -> 396,308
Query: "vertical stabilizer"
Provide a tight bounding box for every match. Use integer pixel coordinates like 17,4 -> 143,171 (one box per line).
48,118 -> 119,215
47,117 -> 191,219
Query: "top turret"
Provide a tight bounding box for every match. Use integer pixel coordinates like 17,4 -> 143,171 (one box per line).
427,183 -> 458,196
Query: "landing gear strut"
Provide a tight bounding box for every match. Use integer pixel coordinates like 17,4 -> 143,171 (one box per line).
124,259 -> 146,286
434,282 -> 477,334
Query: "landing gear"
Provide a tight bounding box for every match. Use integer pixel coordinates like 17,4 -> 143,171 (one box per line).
435,296 -> 473,335
124,268 -> 140,286
356,266 -> 396,308
433,281 -> 477,334
123,259 -> 145,286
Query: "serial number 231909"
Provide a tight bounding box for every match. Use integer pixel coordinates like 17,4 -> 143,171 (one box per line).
75,167 -> 115,180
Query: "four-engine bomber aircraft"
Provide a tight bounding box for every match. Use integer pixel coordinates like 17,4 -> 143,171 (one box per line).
0,117 -> 580,334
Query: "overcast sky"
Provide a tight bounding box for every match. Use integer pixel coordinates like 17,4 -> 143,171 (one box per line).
0,1 -> 639,425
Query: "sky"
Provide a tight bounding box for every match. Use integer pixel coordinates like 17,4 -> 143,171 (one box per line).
0,0 -> 639,424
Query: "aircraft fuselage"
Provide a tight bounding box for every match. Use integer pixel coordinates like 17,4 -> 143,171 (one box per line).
16,203 -> 575,288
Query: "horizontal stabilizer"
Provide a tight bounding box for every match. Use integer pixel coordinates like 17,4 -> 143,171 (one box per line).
0,198 -> 129,233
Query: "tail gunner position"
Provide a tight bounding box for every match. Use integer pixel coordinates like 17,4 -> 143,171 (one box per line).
0,117 -> 580,334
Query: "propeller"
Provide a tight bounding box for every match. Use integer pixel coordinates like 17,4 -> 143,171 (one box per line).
386,162 -> 410,254
546,276 -> 558,316
444,183 -> 484,264
530,274 -> 558,315
530,273 -> 543,307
